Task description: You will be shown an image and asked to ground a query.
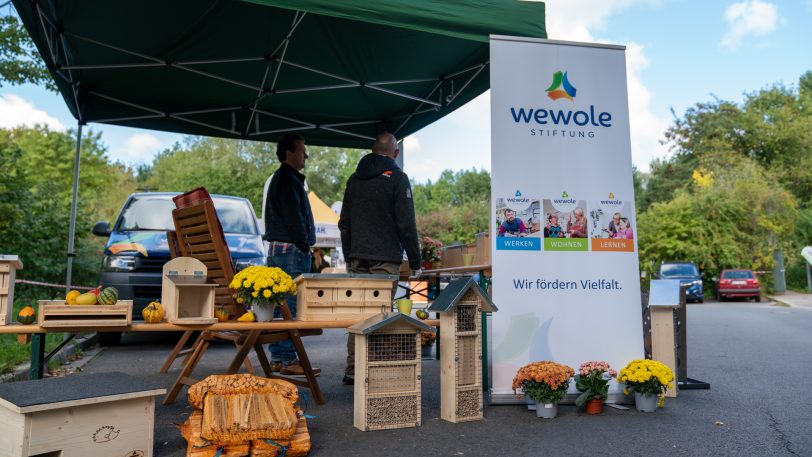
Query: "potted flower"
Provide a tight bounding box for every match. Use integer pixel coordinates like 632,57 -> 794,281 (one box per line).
420,235 -> 443,270
512,361 -> 574,419
618,359 -> 675,412
228,266 -> 296,322
575,361 -> 617,415
420,330 -> 436,358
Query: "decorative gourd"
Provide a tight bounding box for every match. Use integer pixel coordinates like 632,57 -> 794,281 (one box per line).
142,301 -> 164,323
98,286 -> 119,306
215,306 -> 230,322
237,311 -> 256,322
17,306 -> 36,325
75,292 -> 97,305
65,290 -> 81,305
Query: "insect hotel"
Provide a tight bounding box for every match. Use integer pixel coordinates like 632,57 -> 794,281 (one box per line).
294,273 -> 398,321
428,277 -> 498,423
348,312 -> 435,431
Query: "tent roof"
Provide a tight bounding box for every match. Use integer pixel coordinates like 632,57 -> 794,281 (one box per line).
14,0 -> 546,148
308,191 -> 339,225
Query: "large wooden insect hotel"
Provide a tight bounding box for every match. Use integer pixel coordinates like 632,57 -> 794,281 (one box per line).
349,312 -> 435,431
428,278 -> 498,423
294,273 -> 398,321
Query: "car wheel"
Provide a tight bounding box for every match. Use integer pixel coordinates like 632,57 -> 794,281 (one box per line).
698,298 -> 704,303
755,295 -> 761,303
98,332 -> 122,346
715,291 -> 720,302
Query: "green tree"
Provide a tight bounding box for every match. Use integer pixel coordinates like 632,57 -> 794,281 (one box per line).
0,11 -> 55,90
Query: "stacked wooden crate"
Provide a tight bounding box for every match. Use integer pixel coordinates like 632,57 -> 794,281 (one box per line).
428,278 -> 498,423
294,274 -> 397,321
0,255 -> 22,325
349,313 -> 435,431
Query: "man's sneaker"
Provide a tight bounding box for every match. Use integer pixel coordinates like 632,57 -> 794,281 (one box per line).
342,375 -> 354,385
270,362 -> 282,373
280,361 -> 321,377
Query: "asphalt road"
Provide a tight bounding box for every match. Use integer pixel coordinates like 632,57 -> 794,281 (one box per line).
78,300 -> 812,457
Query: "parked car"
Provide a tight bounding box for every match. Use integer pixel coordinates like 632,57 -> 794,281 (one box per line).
658,261 -> 704,303
92,192 -> 266,345
716,269 -> 761,302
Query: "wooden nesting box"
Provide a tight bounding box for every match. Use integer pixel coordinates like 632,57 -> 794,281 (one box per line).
161,257 -> 217,324
294,273 -> 397,321
0,255 -> 23,326
428,278 -> 498,423
0,372 -> 165,457
349,313 -> 435,431
38,300 -> 133,328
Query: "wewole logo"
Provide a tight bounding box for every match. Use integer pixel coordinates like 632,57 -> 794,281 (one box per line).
601,191 -> 621,205
509,70 -> 613,129
546,71 -> 577,101
507,189 -> 529,203
553,191 -> 576,204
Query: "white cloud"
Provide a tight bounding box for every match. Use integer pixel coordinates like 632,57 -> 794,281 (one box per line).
118,132 -> 163,162
720,1 -> 779,50
405,157 -> 441,183
0,93 -> 65,131
403,135 -> 421,154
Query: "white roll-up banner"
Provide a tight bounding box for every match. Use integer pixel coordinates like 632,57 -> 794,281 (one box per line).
489,36 -> 644,403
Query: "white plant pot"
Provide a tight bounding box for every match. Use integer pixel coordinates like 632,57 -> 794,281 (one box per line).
535,400 -> 558,419
634,392 -> 659,413
252,302 -> 277,322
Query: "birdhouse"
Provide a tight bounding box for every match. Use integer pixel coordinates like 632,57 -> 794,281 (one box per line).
348,312 -> 435,431
161,257 -> 217,324
428,278 -> 498,423
0,255 -> 23,326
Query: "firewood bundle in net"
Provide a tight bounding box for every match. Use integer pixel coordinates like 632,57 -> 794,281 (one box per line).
186,374 -> 302,444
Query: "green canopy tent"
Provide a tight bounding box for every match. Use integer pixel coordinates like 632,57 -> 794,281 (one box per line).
12,0 -> 546,292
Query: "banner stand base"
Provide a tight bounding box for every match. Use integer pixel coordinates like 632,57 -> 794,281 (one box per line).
678,378 -> 710,390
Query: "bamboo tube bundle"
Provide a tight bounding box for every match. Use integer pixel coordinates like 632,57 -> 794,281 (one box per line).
188,374 -> 299,410
201,391 -> 297,443
179,410 -> 250,457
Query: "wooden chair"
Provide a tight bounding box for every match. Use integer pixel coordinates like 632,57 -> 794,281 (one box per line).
160,195 -> 324,405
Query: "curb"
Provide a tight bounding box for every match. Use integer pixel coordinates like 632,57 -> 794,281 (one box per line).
766,295 -> 792,307
0,333 -> 101,383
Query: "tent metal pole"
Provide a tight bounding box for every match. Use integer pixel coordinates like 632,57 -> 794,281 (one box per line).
274,83 -> 358,94
250,125 -> 315,136
60,63 -> 165,70
446,62 -> 488,105
65,122 -> 83,294
92,114 -> 164,123
169,114 -> 238,135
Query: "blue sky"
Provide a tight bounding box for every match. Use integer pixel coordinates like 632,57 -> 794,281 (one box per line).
2,0 -> 810,181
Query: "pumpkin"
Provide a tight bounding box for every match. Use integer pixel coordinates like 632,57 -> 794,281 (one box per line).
65,290 -> 81,305
98,286 -> 119,306
142,301 -> 164,323
17,306 -> 36,325
215,306 -> 230,322
237,311 -> 256,322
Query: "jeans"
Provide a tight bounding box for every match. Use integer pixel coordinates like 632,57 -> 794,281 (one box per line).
345,259 -> 401,377
267,243 -> 312,366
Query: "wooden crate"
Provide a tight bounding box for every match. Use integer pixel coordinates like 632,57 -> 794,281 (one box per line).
349,313 -> 433,431
0,255 -> 23,326
37,301 -> 132,328
294,274 -> 397,321
0,372 -> 165,457
162,257 -> 217,325
475,232 -> 490,265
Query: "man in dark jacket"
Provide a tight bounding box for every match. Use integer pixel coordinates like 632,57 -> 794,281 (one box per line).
338,132 -> 421,384
264,133 -> 320,376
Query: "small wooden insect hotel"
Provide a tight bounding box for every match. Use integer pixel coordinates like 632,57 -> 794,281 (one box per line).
161,257 -> 217,324
428,278 -> 498,423
0,255 -> 22,326
349,312 -> 435,431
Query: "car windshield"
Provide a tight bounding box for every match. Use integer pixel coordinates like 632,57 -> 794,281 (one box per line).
660,264 -> 699,278
722,270 -> 754,279
117,196 -> 257,235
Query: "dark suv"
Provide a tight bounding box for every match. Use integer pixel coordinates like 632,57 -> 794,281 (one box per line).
92,193 -> 266,344
658,261 -> 704,303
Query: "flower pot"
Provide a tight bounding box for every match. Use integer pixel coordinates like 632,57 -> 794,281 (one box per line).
634,392 -> 658,413
252,301 -> 277,322
421,344 -> 433,358
535,400 -> 558,419
585,398 -> 603,415
396,298 -> 413,315
421,260 -> 433,270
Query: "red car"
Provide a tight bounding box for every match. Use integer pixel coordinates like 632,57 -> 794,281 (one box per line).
716,269 -> 761,302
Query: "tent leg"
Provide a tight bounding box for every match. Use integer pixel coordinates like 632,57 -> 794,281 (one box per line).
65,122 -> 83,293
